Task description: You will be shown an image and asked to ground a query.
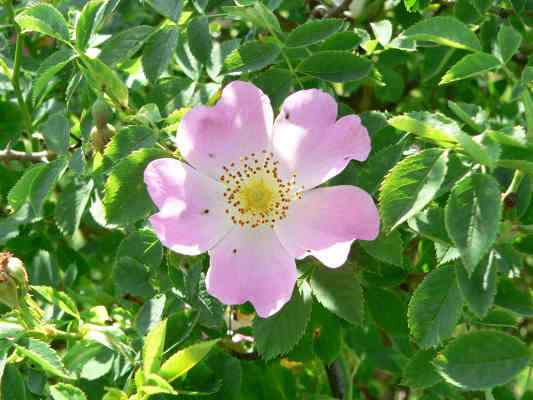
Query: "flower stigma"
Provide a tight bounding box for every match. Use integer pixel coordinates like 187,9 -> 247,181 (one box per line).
220,150 -> 303,228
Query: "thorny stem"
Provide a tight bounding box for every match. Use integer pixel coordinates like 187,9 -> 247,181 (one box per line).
5,0 -> 32,133
0,148 -> 51,162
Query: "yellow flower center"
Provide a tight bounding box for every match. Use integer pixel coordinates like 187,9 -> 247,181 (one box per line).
219,150 -> 303,228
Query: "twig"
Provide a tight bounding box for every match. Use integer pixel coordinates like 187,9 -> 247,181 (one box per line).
5,0 -> 32,133
0,149 -> 51,162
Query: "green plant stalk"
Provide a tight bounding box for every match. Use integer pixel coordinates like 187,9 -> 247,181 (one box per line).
522,91 -> 533,142
5,0 -> 32,133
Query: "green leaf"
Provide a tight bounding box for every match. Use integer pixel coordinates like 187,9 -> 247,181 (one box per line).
408,265 -> 464,348
370,20 -> 393,47
113,257 -> 154,298
50,383 -> 87,400
32,285 -> 80,318
366,287 -> 409,335
252,68 -> 292,110
379,149 -> 449,231
1,365 -> 27,400
225,41 -> 280,73
15,3 -> 69,43
99,126 -> 157,172
310,263 -> 364,325
33,49 -> 76,104
254,282 -> 313,360
142,25 -> 179,83
440,53 -> 500,84
297,51 -> 372,83
434,331 -> 529,390
103,389 -> 128,400
41,112 -> 70,154
445,173 -> 502,274
116,229 -> 163,270
136,294 -> 166,336
160,339 -> 219,382
403,349 -> 442,389
98,26 -> 154,66
146,0 -> 182,21
30,157 -> 69,216
402,16 -> 481,51
80,55 -> 129,109
63,342 -> 114,380
55,180 -> 94,236
188,16 -> 212,65
321,31 -> 362,51
408,208 -> 451,245
16,339 -> 72,379
360,230 -> 403,266
456,253 -> 497,318
143,319 -> 167,376
388,112 -> 457,146
494,278 -> 533,317
223,3 -> 282,34
286,19 -> 342,48
494,24 -> 522,64
76,0 -> 106,50
103,148 -> 169,226
8,163 -> 47,211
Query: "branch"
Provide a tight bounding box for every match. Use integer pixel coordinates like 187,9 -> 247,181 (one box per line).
326,360 -> 345,399
0,149 -> 51,162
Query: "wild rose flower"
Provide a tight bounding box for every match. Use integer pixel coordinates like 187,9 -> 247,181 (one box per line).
144,81 -> 379,318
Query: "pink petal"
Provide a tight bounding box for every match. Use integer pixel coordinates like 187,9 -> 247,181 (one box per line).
206,227 -> 297,318
275,186 -> 379,268
272,89 -> 370,189
177,81 -> 274,178
144,158 -> 232,255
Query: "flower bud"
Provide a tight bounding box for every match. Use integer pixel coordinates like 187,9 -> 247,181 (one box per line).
0,252 -> 27,309
90,123 -> 116,153
91,98 -> 113,130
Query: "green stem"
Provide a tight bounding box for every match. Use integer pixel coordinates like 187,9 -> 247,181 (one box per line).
522,91 -> 533,142
6,0 -> 32,133
504,170 -> 525,198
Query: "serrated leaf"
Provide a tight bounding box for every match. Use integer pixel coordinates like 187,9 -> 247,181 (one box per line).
103,148 -> 169,226
297,51 -> 372,83
76,0 -> 106,50
380,149 -> 448,231
225,41 -> 280,73
402,16 -> 481,51
146,0 -> 182,21
30,157 -> 69,216
456,252 -> 497,318
440,53 -> 500,85
286,19 -> 342,48
223,3 -> 282,34
80,55 -> 129,109
8,163 -> 47,211
408,265 -> 464,348
41,112 -> 70,154
388,112 -> 457,146
188,16 -> 212,65
403,349 -> 442,389
50,383 -> 87,400
434,331 -> 529,390
160,339 -> 219,382
142,25 -> 179,83
16,339 -> 72,379
494,278 -> 533,317
361,230 -> 403,266
445,173 -> 502,274
32,285 -> 80,318
33,49 -> 76,104
113,257 -> 155,299
310,263 -> 364,325
254,282 -> 312,360
494,24 -> 522,64
55,180 -> 94,236
143,319 -> 167,376
15,3 -> 69,43
366,287 -> 408,335
98,26 -> 154,66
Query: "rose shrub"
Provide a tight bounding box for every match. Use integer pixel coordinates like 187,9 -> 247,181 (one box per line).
0,0 -> 532,399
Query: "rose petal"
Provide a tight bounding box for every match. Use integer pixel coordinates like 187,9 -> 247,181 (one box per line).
177,81 -> 274,178
144,158 -> 232,255
206,226 -> 297,318
273,89 -> 370,189
275,185 -> 379,268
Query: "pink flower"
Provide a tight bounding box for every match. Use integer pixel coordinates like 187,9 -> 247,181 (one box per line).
144,81 -> 379,318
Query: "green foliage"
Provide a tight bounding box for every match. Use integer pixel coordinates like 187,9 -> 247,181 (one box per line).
1,0 -> 531,398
